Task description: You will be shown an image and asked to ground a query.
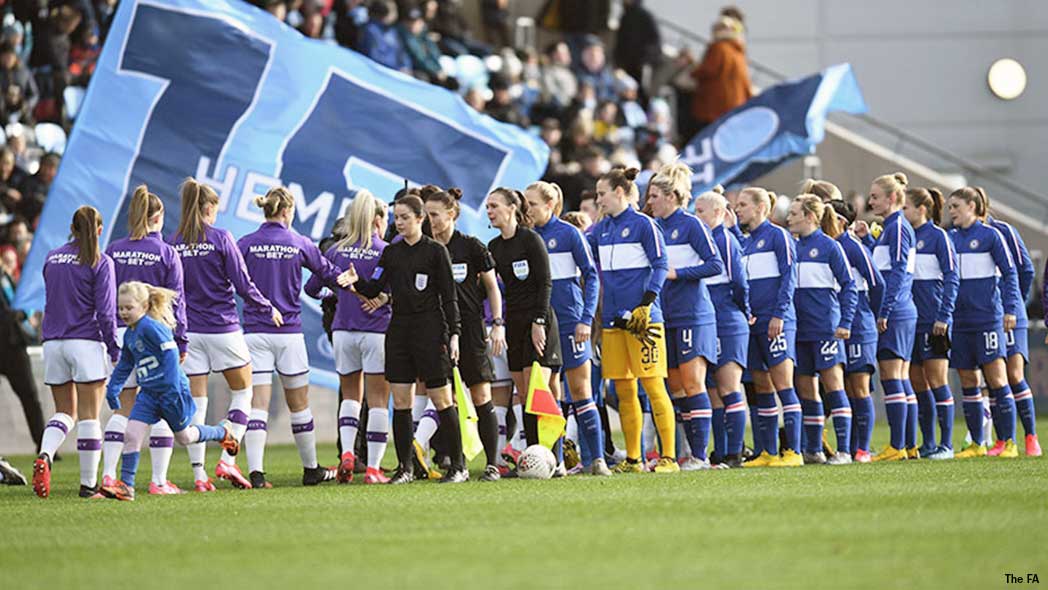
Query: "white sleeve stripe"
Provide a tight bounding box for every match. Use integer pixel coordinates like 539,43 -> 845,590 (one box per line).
833,242 -> 853,278
161,341 -> 178,351
896,220 -> 902,261
989,227 -> 1015,268
1008,226 -> 1023,262
646,216 -> 662,258
723,233 -> 732,280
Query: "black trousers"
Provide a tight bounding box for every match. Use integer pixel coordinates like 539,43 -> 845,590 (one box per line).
2,344 -> 43,449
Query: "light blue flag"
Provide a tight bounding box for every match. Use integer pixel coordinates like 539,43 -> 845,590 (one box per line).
15,0 -> 549,387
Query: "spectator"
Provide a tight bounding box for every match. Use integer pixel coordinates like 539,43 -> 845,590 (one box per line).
539,40 -> 577,109
0,147 -> 28,220
94,0 -> 120,43
484,73 -> 525,127
464,85 -> 487,112
16,151 -> 59,225
1,21 -> 31,69
578,189 -> 599,223
29,3 -> 83,122
0,243 -> 44,451
360,1 -> 411,73
592,100 -> 618,146
5,125 -> 31,172
398,7 -> 450,86
334,0 -> 369,50
538,118 -> 563,175
481,0 -> 511,49
431,0 -> 489,57
688,15 -> 751,137
574,36 -> 616,102
613,0 -> 660,102
259,0 -> 289,22
557,145 -> 605,212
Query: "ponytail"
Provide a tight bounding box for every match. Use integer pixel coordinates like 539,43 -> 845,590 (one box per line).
253,186 -> 295,220
819,201 -> 843,237
649,162 -> 694,207
118,281 -> 177,328
338,189 -> 383,250
794,194 -> 840,237
525,181 -> 564,217
176,178 -> 219,245
127,184 -> 163,240
70,206 -> 102,267
491,187 -> 531,228
800,178 -> 842,203
906,187 -> 945,226
949,186 -> 989,219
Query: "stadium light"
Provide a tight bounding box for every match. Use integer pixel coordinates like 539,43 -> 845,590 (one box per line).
987,58 -> 1027,100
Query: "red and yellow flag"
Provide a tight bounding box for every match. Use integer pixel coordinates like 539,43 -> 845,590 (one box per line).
524,361 -> 565,449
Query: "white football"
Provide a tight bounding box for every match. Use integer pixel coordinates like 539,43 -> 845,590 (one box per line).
517,444 -> 556,480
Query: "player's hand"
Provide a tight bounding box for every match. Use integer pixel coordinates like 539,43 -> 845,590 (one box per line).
767,317 -> 783,339
851,220 -> 869,238
335,269 -> 355,288
932,321 -> 948,336
748,315 -> 757,326
532,321 -> 546,356
106,392 -> 121,411
724,208 -> 737,228
574,322 -> 591,345
345,263 -> 359,290
1004,314 -> 1017,332
665,268 -> 678,280
877,317 -> 888,333
834,327 -> 851,341
361,295 -> 386,313
179,352 -> 187,364
271,307 -> 284,327
449,334 -> 460,363
488,324 -> 507,357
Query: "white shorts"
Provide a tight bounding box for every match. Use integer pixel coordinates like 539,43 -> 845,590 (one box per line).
114,327 -> 137,388
333,330 -> 385,375
43,339 -> 110,385
487,326 -> 512,387
183,331 -> 251,376
246,332 -> 310,388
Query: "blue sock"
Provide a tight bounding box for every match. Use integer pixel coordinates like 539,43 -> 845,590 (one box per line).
195,423 -> 226,442
801,399 -> 825,454
683,394 -> 712,461
881,379 -> 907,449
990,385 -> 1016,442
777,388 -> 801,453
961,387 -> 984,445
573,400 -> 604,467
749,403 -> 764,455
932,385 -> 954,449
1012,380 -> 1037,436
916,388 -> 936,449
902,380 -> 918,449
852,395 -> 875,452
826,390 -> 851,455
722,392 -> 747,455
711,406 -> 726,459
120,451 -> 140,488
757,393 -> 778,455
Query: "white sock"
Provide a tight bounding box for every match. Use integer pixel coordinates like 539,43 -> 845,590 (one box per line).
221,387 -> 252,464
40,413 -> 75,460
77,419 -> 102,488
642,411 -> 656,456
411,394 -> 429,423
101,414 -> 128,479
366,408 -> 389,470
149,421 -> 175,486
338,399 -> 362,457
245,409 -> 269,474
415,401 -> 439,452
290,408 -> 318,469
677,421 -> 691,458
495,405 -> 508,464
512,403 -> 526,451
188,397 -> 208,481
566,414 -> 579,444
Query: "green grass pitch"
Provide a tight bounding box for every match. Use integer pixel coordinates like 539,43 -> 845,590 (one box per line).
2,422 -> 1046,589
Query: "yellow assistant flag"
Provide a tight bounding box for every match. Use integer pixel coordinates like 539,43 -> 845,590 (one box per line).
524,361 -> 566,449
453,367 -> 484,461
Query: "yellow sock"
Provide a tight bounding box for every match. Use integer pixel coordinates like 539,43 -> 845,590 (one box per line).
615,379 -> 642,460
641,377 -> 676,459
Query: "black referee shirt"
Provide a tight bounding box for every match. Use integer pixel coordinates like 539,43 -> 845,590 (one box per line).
445,230 -> 495,319
488,225 -> 552,323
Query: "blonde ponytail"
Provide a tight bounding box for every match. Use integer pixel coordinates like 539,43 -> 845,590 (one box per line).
649,161 -> 694,207
70,206 -> 102,267
176,178 -> 219,245
128,184 -> 163,240
254,186 -> 295,220
338,189 -> 383,250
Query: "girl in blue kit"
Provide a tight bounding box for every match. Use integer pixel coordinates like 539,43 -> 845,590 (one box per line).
827,198 -> 883,463
693,186 -> 750,468
646,163 -> 724,471
735,187 -> 801,468
948,187 -> 1022,458
865,173 -> 919,462
786,195 -> 857,465
526,181 -> 611,476
985,199 -> 1040,457
99,282 -> 238,501
902,187 -> 958,459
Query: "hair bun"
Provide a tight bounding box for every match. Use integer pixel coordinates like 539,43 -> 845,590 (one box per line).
894,172 -> 908,186
253,195 -> 268,208
447,187 -> 463,200
624,167 -> 640,181
711,184 -> 725,195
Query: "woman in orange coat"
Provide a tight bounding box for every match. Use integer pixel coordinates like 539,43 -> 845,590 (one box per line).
689,15 -> 752,137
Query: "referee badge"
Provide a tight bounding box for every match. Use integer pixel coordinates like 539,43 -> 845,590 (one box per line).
513,259 -> 530,280
415,273 -> 429,290
452,263 -> 468,283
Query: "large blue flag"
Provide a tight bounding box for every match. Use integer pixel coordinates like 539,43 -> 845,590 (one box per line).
15,0 -> 548,387
679,63 -> 867,195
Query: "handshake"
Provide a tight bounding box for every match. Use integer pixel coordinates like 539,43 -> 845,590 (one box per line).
612,291 -> 660,347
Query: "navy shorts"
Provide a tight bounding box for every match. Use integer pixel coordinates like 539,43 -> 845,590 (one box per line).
877,317 -> 916,361
950,328 -> 1006,370
795,339 -> 845,376
558,331 -> 592,371
844,337 -> 877,375
1005,327 -> 1029,362
129,385 -> 196,432
716,332 -> 748,370
666,325 -> 717,369
747,329 -> 796,372
911,330 -> 949,364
